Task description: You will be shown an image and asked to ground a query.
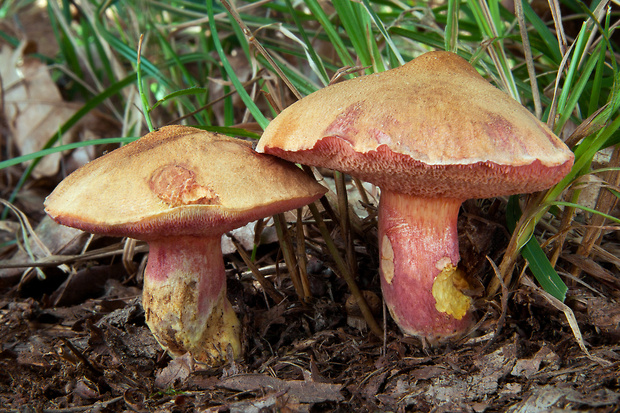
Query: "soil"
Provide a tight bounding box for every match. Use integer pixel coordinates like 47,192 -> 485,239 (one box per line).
1,204 -> 619,412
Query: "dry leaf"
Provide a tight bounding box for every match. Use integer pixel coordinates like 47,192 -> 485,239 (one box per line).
1,45 -> 79,177
155,352 -> 195,389
1,45 -> 119,178
511,344 -> 560,378
507,384 -> 620,413
220,374 -> 344,403
586,296 -> 620,338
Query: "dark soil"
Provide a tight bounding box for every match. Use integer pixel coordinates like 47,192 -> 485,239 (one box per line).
1,206 -> 619,412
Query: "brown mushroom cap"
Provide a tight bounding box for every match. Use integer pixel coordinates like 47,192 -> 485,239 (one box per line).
45,125 -> 327,240
257,51 -> 574,199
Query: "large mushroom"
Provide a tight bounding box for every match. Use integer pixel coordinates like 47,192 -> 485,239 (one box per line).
45,125 -> 327,363
257,51 -> 574,341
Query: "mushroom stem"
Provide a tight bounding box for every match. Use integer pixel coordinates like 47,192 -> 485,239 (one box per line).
378,191 -> 473,341
142,235 -> 241,363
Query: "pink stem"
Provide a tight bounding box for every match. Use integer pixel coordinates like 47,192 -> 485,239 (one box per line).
142,235 -> 241,363
378,191 -> 473,341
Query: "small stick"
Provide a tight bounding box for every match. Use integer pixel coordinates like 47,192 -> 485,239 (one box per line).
296,208 -> 312,300
334,171 -> 358,284
274,213 -> 307,302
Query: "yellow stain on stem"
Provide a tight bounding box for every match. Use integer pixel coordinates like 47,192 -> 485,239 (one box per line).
432,263 -> 472,319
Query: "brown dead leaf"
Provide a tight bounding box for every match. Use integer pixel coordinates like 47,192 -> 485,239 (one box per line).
474,338 -> 518,380
29,215 -> 88,258
155,352 -> 195,389
1,45 -> 78,177
358,368 -> 389,401
507,383 -> 620,412
410,365 -> 449,380
201,392 -> 310,413
586,296 -> 620,338
1,45 -> 120,178
425,376 -> 469,406
15,3 -> 59,58
219,373 -> 344,403
254,302 -> 288,336
511,344 -> 560,378
16,335 -> 53,368
562,254 -> 620,289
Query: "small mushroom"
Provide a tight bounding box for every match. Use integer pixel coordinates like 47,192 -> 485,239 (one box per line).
257,51 -> 574,341
45,125 -> 327,363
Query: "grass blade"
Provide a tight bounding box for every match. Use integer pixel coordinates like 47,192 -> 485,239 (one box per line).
206,0 -> 269,130
506,196 -> 568,301
0,138 -> 138,170
444,0 -> 460,53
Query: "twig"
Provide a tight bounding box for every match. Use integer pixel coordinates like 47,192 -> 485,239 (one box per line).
296,208 -> 312,299
334,172 -> 358,287
42,396 -> 123,413
274,213 -> 306,302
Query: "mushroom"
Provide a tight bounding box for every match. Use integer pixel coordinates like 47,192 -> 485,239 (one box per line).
256,51 -> 574,341
45,125 -> 327,363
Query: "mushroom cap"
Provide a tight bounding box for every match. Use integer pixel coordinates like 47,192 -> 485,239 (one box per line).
45,126 -> 327,240
257,51 -> 574,199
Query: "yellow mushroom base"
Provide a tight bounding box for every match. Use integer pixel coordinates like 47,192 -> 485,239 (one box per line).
142,236 -> 242,364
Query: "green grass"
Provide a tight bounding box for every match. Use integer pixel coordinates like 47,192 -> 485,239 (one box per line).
1,0 -> 618,305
